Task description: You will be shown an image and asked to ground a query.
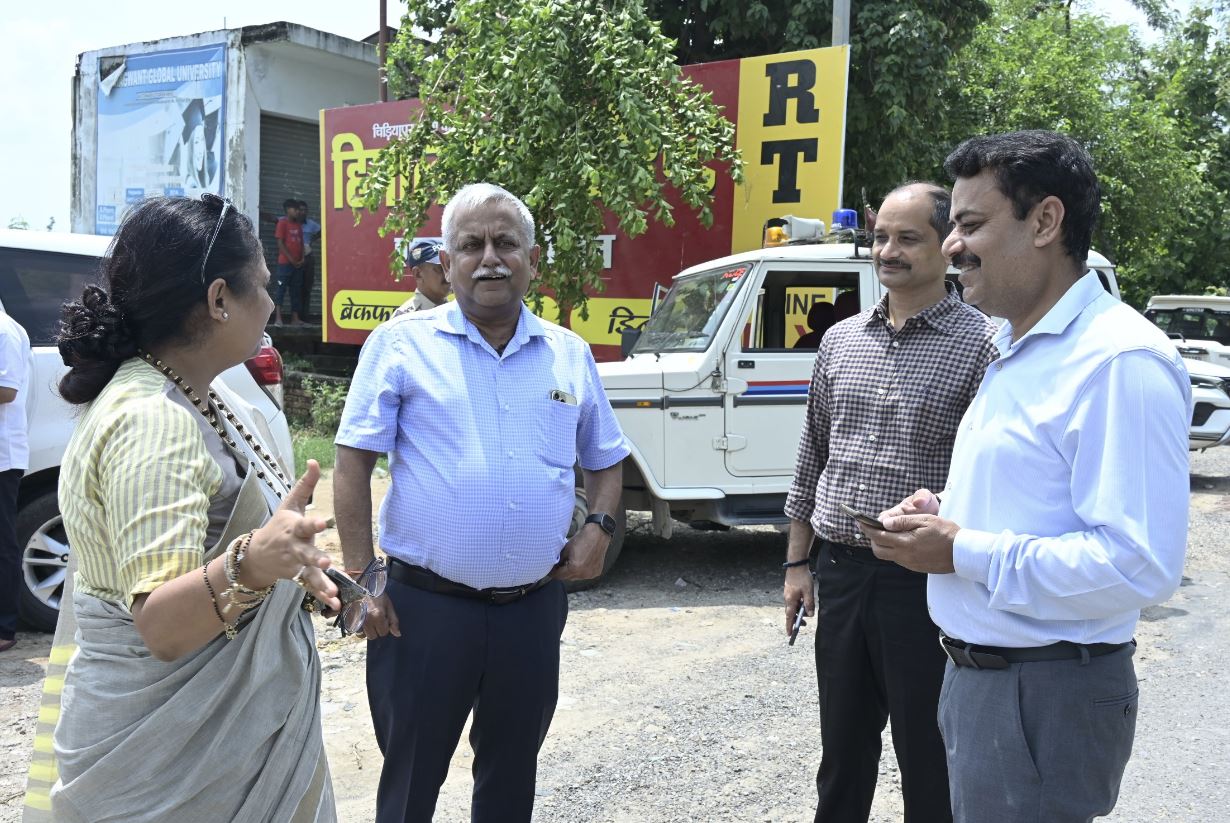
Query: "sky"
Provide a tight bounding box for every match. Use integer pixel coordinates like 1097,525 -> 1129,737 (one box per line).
0,0 -> 1175,232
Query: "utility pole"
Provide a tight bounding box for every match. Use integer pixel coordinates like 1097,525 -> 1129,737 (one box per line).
378,0 -> 388,102
832,0 -> 851,46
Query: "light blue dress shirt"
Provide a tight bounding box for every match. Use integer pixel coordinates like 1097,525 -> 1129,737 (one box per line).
336,302 -> 630,589
930,271 -> 1191,646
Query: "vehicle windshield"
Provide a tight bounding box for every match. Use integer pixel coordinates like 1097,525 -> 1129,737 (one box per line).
632,263 -> 751,353
1146,307 -> 1230,345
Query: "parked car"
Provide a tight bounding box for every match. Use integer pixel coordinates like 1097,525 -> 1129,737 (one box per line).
1140,295 -> 1230,449
0,228 -> 294,631
1145,294 -> 1230,366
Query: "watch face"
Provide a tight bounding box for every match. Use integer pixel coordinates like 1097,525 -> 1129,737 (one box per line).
587,513 -> 617,535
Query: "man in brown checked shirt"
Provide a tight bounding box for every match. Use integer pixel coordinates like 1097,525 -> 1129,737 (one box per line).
782,183 -> 998,823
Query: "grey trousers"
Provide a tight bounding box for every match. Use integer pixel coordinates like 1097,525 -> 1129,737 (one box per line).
939,644 -> 1138,823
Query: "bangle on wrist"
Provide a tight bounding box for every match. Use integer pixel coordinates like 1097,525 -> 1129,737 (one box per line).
782,558 -> 810,569
202,563 -> 237,640
222,532 -> 273,608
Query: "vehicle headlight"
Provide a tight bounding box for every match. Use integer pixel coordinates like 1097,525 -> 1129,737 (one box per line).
1189,374 -> 1224,390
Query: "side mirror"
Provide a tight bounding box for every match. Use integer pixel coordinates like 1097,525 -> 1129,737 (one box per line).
620,327 -> 642,359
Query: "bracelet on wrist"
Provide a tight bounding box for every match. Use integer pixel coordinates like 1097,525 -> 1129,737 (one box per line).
222,532 -> 274,607
782,558 -> 810,569
201,563 -> 237,640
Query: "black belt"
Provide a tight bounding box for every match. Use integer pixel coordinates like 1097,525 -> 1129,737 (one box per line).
939,633 -> 1134,670
819,538 -> 896,567
387,557 -> 551,605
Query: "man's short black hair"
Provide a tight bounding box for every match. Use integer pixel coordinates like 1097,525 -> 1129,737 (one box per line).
944,130 -> 1100,262
885,181 -> 952,243
282,198 -> 299,212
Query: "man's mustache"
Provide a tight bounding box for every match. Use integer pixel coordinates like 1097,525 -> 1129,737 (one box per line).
474,265 -> 513,280
951,252 -> 982,270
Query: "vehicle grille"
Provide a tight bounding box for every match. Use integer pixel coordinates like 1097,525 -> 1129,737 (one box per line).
1193,402 -> 1217,427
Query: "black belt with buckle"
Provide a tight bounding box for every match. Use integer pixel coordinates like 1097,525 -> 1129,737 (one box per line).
939,633 -> 1133,670
387,557 -> 551,605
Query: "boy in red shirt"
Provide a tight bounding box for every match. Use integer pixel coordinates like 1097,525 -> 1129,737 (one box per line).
273,199 -> 305,325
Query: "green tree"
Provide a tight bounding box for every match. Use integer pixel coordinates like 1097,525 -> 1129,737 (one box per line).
377,0 -> 988,237
946,0 -> 1210,305
362,0 -> 741,323
1135,5 -> 1230,298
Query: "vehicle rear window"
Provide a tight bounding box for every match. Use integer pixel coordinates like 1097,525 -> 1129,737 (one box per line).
1145,307 -> 1230,346
0,247 -> 102,345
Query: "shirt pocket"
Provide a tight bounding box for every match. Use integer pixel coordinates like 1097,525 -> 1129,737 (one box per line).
538,400 -> 581,468
902,381 -> 965,458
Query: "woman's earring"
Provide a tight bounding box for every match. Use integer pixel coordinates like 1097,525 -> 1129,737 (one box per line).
221,311 -> 229,321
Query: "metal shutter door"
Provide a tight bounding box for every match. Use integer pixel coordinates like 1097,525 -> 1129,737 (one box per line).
259,114 -> 321,317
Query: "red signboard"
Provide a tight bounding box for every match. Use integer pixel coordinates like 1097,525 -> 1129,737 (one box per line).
320,47 -> 848,360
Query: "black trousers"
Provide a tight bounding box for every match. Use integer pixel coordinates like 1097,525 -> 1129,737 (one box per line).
299,254 -> 316,321
0,468 -> 22,640
367,576 -> 568,823
813,540 -> 951,823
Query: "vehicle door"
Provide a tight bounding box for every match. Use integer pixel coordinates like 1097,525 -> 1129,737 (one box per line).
0,245 -> 99,474
723,262 -> 881,477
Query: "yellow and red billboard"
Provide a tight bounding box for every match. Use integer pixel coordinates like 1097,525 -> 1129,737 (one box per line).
321,46 -> 848,359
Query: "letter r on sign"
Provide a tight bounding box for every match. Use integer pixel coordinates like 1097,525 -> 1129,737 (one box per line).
763,60 -> 821,127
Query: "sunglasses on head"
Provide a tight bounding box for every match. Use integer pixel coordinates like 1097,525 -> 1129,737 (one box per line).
198,192 -> 233,285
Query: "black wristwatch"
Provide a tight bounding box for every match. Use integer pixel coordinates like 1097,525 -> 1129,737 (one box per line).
584,512 -> 617,536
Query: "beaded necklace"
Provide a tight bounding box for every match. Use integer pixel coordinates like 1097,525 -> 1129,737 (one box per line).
138,350 -> 289,499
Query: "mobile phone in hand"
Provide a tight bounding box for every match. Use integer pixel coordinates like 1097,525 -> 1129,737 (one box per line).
789,599 -> 807,646
322,566 -> 371,606
839,502 -> 886,531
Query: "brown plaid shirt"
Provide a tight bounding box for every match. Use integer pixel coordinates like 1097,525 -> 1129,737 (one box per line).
785,286 -> 999,546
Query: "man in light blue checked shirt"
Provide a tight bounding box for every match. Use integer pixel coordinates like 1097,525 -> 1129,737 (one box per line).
334,183 -> 628,823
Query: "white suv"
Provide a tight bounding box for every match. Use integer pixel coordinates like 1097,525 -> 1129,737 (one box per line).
0,229 -> 295,631
1143,295 -> 1230,449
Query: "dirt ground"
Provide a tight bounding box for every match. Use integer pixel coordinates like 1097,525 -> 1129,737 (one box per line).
4,455 -> 1230,821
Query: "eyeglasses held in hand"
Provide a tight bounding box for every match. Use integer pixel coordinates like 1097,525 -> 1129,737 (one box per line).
335,556 -> 388,637
198,192 -> 233,284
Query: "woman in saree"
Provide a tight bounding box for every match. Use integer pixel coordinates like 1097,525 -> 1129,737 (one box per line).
31,195 -> 342,822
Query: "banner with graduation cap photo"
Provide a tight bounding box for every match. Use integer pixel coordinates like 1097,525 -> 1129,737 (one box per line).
94,43 -> 226,235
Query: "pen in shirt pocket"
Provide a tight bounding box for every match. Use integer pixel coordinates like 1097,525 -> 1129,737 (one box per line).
549,389 -> 577,405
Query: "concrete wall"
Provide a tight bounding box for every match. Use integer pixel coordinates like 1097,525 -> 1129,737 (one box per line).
71,23 -> 378,234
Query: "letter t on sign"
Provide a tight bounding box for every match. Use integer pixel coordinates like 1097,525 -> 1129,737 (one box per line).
761,139 -> 819,203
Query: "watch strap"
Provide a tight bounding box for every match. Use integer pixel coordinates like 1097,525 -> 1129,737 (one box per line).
584,512 -> 617,536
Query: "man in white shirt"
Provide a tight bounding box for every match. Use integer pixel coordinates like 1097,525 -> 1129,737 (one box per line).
862,130 -> 1191,822
0,309 -> 31,653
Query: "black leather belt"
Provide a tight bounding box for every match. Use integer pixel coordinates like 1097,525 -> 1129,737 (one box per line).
387,557 -> 551,605
939,633 -> 1133,670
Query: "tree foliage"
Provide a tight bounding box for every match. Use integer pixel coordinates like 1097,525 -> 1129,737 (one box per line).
946,0 -> 1230,305
363,0 -> 741,321
1136,5 -> 1230,299
647,0 -> 991,208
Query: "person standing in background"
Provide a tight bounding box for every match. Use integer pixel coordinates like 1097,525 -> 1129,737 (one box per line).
272,199 -> 305,326
391,241 -> 451,318
297,200 -> 321,323
0,307 -> 30,653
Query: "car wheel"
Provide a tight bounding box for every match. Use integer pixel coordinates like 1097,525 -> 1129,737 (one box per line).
17,489 -> 68,633
564,487 -> 626,593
